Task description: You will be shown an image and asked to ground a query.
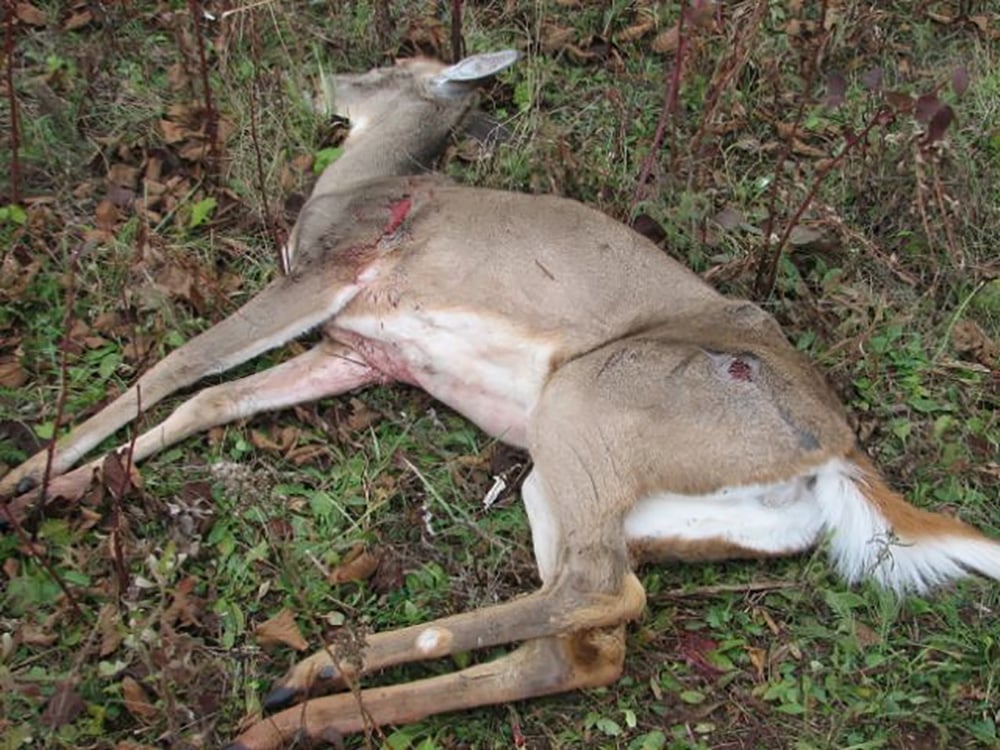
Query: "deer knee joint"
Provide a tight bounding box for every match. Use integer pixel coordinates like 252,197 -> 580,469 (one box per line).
557,572 -> 646,631
415,626 -> 454,657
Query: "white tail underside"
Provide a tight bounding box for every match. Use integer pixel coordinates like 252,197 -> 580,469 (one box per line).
625,459 -> 1000,593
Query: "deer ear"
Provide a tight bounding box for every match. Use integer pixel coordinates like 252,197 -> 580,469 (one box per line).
440,49 -> 520,81
431,49 -> 519,90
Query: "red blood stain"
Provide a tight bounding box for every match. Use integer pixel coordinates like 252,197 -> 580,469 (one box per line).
728,357 -> 753,382
384,198 -> 412,235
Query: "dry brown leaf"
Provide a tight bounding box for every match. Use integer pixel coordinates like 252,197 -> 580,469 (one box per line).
63,8 -> 93,30
41,680 -> 85,728
617,19 -> 655,42
746,646 -> 766,680
108,163 -> 139,188
288,444 -> 327,466
853,621 -> 882,648
328,546 -> 381,585
15,2 -> 46,26
345,397 -> 381,432
20,622 -> 58,646
122,676 -> 158,722
0,256 -> 40,297
255,608 -> 308,651
102,451 -> 141,501
788,225 -> 825,246
651,25 -> 680,54
951,320 -> 999,367
541,24 -> 575,54
158,119 -> 190,144
3,557 -> 17,578
178,140 -> 212,162
95,199 -> 120,232
98,604 -> 123,657
0,356 -> 28,388
791,138 -> 828,158
249,429 -> 282,453
163,576 -> 201,628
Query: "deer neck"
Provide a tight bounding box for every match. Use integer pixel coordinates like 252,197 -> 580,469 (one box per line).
311,125 -> 455,196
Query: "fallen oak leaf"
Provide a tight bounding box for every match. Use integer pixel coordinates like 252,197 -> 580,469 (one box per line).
15,2 -> 46,26
0,356 -> 28,387
162,576 -> 201,628
19,621 -> 58,647
63,7 -> 93,30
122,676 -> 158,722
255,608 -> 308,652
98,603 -> 123,657
651,25 -> 679,54
328,545 -> 381,585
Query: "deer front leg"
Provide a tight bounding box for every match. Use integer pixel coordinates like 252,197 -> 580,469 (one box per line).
1,341 -> 379,523
228,628 -> 628,750
1,269 -> 364,500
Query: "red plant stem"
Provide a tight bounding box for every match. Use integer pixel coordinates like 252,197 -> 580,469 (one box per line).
755,107 -> 891,297
7,245 -> 88,617
4,0 -> 21,204
186,0 -> 218,166
38,248 -> 82,515
753,0 -> 829,298
0,502 -> 84,617
248,37 -> 283,269
450,0 -> 464,62
109,383 -> 140,593
633,3 -> 688,206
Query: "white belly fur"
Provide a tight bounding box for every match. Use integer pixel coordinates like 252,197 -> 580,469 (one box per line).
332,310 -> 557,448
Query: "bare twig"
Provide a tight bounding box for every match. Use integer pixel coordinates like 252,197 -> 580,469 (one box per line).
186,0 -> 219,169
107,382 -> 141,594
0,502 -> 85,617
753,0 -> 830,298
36,246 -> 85,524
755,107 -> 893,298
4,0 -> 22,203
373,0 -> 392,56
450,0 -> 464,62
632,4 -> 688,208
0,239 -> 86,615
247,14 -> 285,269
658,580 -> 799,599
687,0 -> 768,183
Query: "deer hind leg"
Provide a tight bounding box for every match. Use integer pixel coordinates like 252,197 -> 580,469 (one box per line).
227,628 -> 628,750
235,455 -> 644,747
2,341 -> 380,523
258,562 -> 645,711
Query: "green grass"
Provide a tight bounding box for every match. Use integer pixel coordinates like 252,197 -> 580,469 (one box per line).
1,1 -> 998,749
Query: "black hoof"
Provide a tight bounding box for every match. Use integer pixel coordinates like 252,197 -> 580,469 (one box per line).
15,476 -> 36,495
263,684 -> 301,712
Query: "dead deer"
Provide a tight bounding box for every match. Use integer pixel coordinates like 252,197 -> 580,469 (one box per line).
2,50 -> 998,749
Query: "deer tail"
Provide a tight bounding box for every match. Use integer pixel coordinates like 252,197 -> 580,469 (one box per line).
814,449 -> 1000,593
